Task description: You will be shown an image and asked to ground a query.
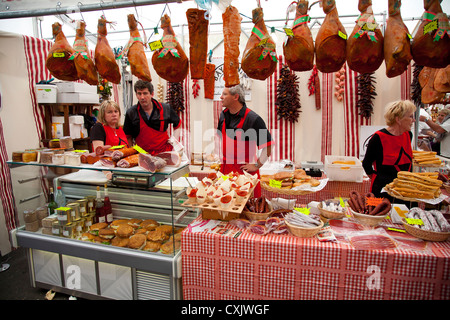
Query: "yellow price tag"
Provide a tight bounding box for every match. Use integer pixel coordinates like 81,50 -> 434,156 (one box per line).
133,145 -> 148,154
294,207 -> 310,215
269,179 -> 282,188
405,218 -> 423,225
284,28 -> 294,36
149,40 -> 163,51
339,197 -> 345,208
387,227 -> 406,233
338,31 -> 347,40
109,145 -> 125,150
53,52 -> 65,58
423,20 -> 438,35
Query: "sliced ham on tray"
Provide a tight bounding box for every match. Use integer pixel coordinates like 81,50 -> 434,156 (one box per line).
349,234 -> 397,250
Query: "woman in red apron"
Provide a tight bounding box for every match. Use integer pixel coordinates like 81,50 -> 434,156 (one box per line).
90,100 -> 128,151
362,100 -> 415,200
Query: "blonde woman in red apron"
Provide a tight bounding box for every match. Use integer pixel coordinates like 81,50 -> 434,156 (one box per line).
217,85 -> 274,197
90,100 -> 129,151
123,80 -> 181,155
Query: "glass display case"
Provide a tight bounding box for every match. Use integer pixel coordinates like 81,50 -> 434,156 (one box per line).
8,158 -> 198,300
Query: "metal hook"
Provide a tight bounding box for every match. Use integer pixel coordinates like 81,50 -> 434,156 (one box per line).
55,2 -> 64,25
99,0 -> 106,19
132,0 -> 140,21
309,0 -> 321,10
77,2 -> 86,22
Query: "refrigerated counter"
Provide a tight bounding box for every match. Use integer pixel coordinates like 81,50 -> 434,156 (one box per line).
8,160 -> 198,300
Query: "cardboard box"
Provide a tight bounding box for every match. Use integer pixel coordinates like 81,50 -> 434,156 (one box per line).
324,155 -> 364,182
36,84 -> 58,103
57,92 -> 99,104
55,81 -> 97,94
69,115 -> 84,124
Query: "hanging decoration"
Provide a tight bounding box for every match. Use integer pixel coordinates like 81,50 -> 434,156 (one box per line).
192,79 -> 200,98
275,64 -> 301,123
167,81 -> 185,113
156,81 -> 164,102
411,63 -> 424,108
334,66 -> 345,102
356,73 -> 377,119
307,65 -> 321,110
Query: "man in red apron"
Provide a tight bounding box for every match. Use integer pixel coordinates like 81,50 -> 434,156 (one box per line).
123,80 -> 181,155
217,85 -> 274,197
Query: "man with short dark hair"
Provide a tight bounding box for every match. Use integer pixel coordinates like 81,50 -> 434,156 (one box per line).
123,80 -> 181,155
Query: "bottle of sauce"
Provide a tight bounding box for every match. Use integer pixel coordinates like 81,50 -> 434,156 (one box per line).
103,184 -> 113,223
54,186 -> 66,208
47,187 -> 58,215
95,186 -> 105,223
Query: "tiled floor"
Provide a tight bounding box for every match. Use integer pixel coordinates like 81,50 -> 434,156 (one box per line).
0,247 -> 73,300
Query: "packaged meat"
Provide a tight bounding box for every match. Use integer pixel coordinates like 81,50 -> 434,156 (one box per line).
348,231 -> 397,250
138,153 -> 167,173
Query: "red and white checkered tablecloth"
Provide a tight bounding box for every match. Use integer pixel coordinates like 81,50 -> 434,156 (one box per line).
181,217 -> 450,300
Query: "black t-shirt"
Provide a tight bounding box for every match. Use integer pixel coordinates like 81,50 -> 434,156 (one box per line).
123,99 -> 180,139
216,105 -> 273,148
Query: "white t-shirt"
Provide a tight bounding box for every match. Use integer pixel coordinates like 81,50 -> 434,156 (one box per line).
439,119 -> 450,158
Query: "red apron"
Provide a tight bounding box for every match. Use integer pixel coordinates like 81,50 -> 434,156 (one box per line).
221,107 -> 261,197
371,130 -> 413,191
135,103 -> 173,155
103,125 -> 128,148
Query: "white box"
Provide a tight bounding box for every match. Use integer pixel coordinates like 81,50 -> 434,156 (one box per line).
69,115 -> 84,124
70,123 -> 82,139
57,92 -> 99,104
51,123 -> 64,139
36,84 -> 58,103
324,155 -> 364,182
55,81 -> 97,94
52,116 -> 64,123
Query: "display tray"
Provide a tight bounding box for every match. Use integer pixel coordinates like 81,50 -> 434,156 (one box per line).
384,184 -> 448,204
260,178 -> 328,195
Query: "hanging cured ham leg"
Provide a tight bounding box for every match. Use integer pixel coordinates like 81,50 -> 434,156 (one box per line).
384,0 -> 412,78
95,17 -> 121,84
434,65 -> 450,93
222,5 -> 242,87
283,0 -> 314,72
186,8 -> 209,79
315,0 -> 347,73
346,0 -> 384,74
126,14 -> 152,82
411,0 -> 450,68
152,14 -> 189,83
72,21 -> 98,85
420,67 -> 445,104
241,7 -> 277,80
46,22 -> 79,81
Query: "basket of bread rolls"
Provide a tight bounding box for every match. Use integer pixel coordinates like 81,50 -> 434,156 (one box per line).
260,169 -> 321,195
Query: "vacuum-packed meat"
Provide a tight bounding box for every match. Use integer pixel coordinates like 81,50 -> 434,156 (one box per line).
186,8 -> 209,79
222,6 -> 242,87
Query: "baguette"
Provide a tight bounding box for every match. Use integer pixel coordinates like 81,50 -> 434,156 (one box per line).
397,171 -> 443,187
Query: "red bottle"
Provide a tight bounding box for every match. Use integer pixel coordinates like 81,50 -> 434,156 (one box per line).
95,186 -> 105,223
103,184 -> 113,223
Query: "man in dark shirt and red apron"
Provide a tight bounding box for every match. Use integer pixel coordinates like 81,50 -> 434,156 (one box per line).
217,85 -> 274,197
123,80 -> 181,155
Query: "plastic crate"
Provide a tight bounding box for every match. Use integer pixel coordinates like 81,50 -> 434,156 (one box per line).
324,155 -> 364,182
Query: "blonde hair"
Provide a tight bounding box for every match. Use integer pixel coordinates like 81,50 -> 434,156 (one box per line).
438,108 -> 450,116
384,100 -> 416,126
97,100 -> 122,126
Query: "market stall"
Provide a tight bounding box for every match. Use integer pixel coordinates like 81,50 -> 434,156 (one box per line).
0,0 -> 449,301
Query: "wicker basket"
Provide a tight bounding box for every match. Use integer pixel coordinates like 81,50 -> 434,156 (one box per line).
402,218 -> 450,242
261,182 -> 314,195
351,209 -> 388,227
443,183 -> 450,194
318,203 -> 346,219
285,220 -> 324,238
243,210 -> 272,221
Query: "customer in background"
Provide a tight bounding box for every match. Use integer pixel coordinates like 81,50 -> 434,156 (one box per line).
362,100 -> 415,200
123,80 -> 180,155
420,107 -> 450,157
90,100 -> 128,151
